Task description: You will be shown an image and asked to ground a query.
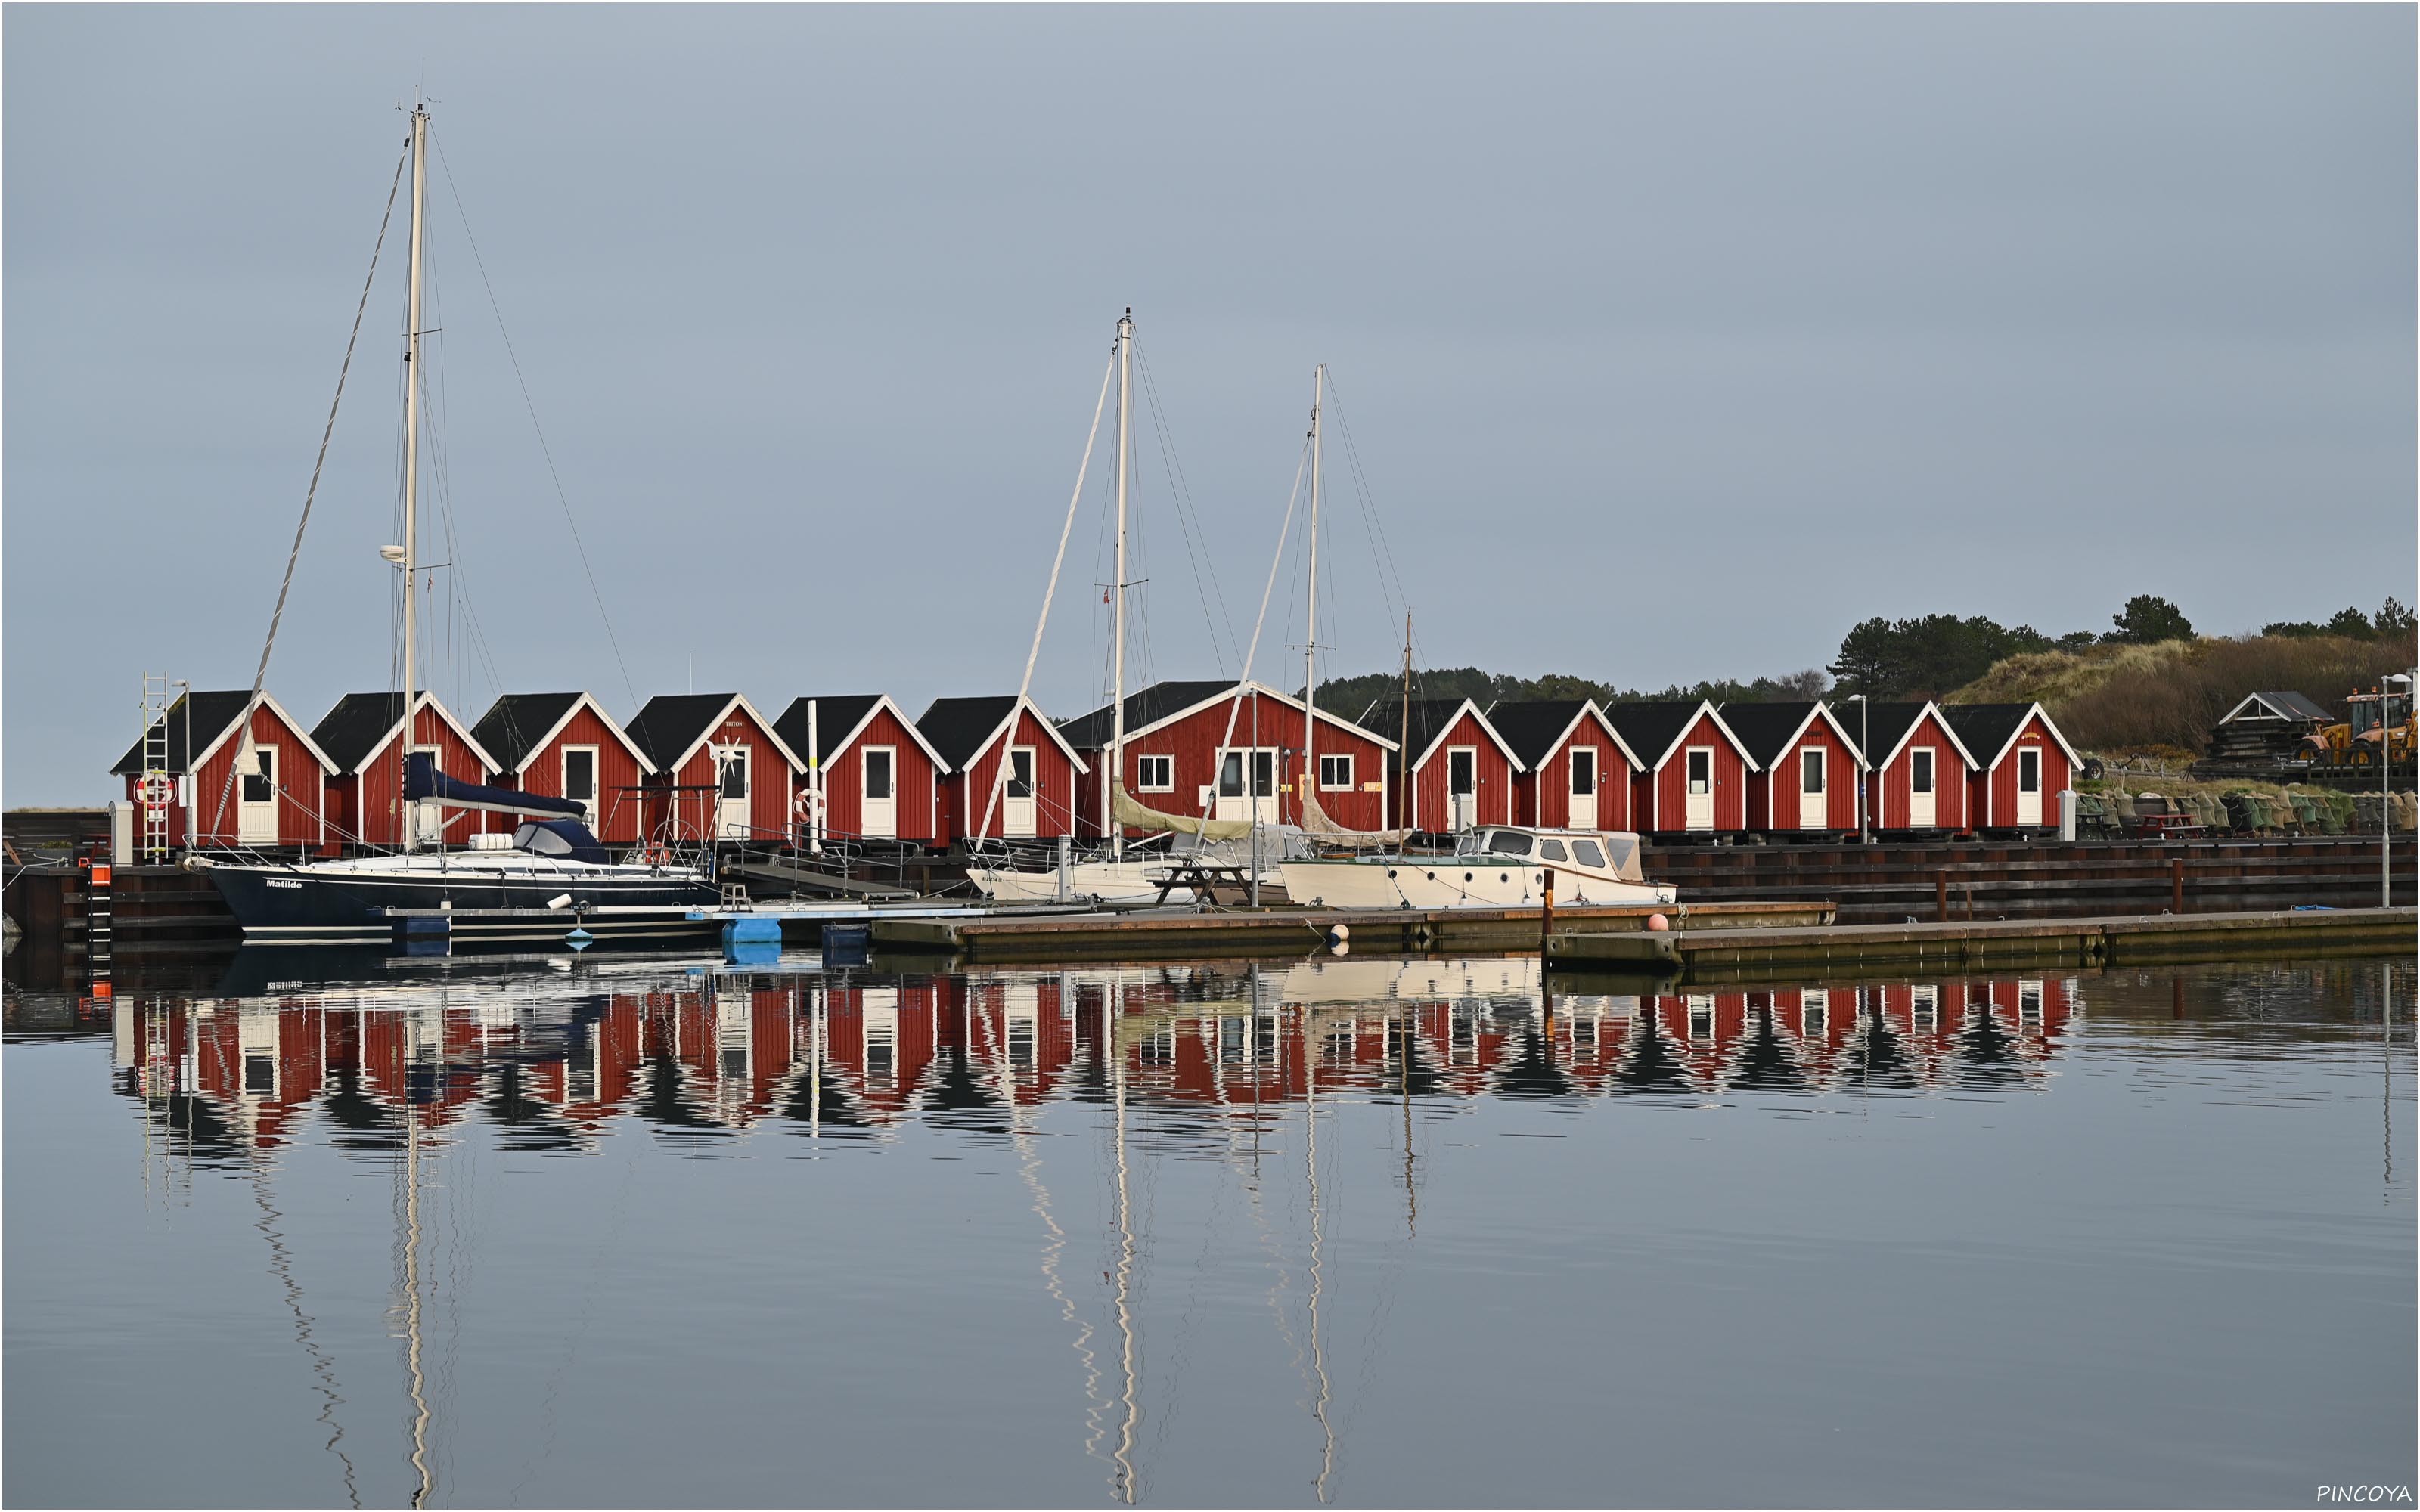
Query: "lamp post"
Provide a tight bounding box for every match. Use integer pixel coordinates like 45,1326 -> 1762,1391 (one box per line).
2385,673 -> 2412,908
1848,693 -> 1869,844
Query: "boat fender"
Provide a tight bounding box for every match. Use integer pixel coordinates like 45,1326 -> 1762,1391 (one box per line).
1646,912 -> 1670,933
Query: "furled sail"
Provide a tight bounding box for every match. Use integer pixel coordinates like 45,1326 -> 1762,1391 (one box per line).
1298,783 -> 1409,847
1112,781 -> 1256,841
406,751 -> 585,819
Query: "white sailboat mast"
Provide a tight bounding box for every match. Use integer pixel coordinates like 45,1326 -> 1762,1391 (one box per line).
1302,364 -> 1324,819
399,98 -> 429,853
1110,310 -> 1133,860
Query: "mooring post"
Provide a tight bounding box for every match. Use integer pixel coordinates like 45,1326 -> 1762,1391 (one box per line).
2171,857 -> 2184,915
1540,868 -> 1555,953
1935,871 -> 1949,922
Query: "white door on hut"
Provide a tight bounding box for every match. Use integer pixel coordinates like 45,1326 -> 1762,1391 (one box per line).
861,747 -> 897,839
1909,748 -> 1938,828
2015,747 -> 2043,826
1798,748 -> 1827,831
1568,748 -> 1598,829
563,747 -> 600,828
714,745 -> 751,839
1683,748 -> 1715,831
1215,748 -> 1278,826
238,745 -> 278,845
1003,747 -> 1038,838
1447,748 -> 1478,831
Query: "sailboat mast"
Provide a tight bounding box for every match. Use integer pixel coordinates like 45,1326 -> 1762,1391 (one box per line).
1110,311 -> 1133,860
1401,612 -> 1413,829
1303,365 -> 1323,819
399,98 -> 428,854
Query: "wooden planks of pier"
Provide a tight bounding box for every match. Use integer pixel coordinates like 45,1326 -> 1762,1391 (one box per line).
1639,835 -> 2409,922
1544,905 -> 2416,983
870,900 -> 1830,964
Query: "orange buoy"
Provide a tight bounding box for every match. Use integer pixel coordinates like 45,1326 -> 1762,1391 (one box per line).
1646,912 -> 1670,932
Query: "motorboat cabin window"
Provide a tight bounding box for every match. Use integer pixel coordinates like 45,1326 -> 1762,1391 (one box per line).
1488,829 -> 1534,857
1537,837 -> 1568,863
2018,748 -> 2043,794
1007,748 -> 1035,798
1686,749 -> 1714,795
1571,838 -> 1606,868
864,747 -> 895,801
1137,754 -> 1174,792
1319,753 -> 1353,791
1911,748 -> 1935,794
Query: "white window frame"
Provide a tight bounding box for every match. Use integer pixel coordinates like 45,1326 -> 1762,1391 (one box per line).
1800,746 -> 1826,795
1569,746 -> 1596,798
2017,747 -> 2043,794
713,743 -> 751,801
1911,984 -> 1938,1032
1136,753 -> 1174,792
1910,748 -> 1935,795
1319,752 -> 1354,792
1005,746 -> 1037,799
1687,993 -> 1715,1042
1801,987 -> 1829,1040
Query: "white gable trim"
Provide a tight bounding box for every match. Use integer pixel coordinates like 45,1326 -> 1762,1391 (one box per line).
1875,702 -> 1981,773
1977,702 -> 2083,770
186,692 -> 341,776
964,695 -> 1091,776
506,692 -> 655,778
1406,697 -> 1522,774
659,694 -> 807,776
350,692 -> 502,776
1109,680 -> 1401,753
1646,701 -> 1759,774
796,696 -> 951,775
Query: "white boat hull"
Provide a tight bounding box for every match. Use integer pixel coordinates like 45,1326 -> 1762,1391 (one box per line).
970,859 -> 1196,907
1277,857 -> 1676,911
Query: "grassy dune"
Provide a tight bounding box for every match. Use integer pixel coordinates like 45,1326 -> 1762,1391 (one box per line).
1946,633 -> 2418,755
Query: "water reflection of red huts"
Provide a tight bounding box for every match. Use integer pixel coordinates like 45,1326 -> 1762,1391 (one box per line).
110,965 -> 2076,1154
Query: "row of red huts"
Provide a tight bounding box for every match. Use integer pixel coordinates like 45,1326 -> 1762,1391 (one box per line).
115,681 -> 2079,854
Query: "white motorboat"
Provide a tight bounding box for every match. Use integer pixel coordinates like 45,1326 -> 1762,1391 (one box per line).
1277,826 -> 1677,910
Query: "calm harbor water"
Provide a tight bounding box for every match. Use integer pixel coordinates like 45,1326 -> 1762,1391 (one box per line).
5,950 -> 2412,1508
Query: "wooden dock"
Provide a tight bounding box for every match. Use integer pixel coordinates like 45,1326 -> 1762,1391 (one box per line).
1543,905 -> 2415,982
869,899 -> 1832,964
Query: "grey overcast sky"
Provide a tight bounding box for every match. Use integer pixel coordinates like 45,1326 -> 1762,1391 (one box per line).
5,4 -> 2413,802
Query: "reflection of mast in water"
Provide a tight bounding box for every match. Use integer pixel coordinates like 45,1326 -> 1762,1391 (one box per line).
250,1154 -> 361,1507
968,975 -> 1108,1470
1305,1005 -> 1336,1503
399,1101 -> 433,1510
1111,972 -> 1140,1504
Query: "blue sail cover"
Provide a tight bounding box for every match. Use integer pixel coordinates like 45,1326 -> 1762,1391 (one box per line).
405,751 -> 585,819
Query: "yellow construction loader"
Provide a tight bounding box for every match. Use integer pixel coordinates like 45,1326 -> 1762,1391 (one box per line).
2301,689 -> 2417,773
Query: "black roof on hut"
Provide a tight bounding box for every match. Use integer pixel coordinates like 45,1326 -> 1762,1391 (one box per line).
1599,700 -> 1712,770
1357,696 -> 1485,767
1059,681 -> 1239,751
917,696 -> 1022,771
625,694 -> 745,773
1714,702 -> 1833,769
1939,704 -> 2036,766
1485,700 -> 1596,770
771,696 -> 883,761
1847,702 -> 1934,766
111,690 -> 256,775
312,692 -> 414,775
471,693 -> 585,776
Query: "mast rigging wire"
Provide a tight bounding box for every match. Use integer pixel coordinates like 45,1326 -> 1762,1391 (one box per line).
429,129 -> 644,725
976,350 -> 1118,846
208,138 -> 408,844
